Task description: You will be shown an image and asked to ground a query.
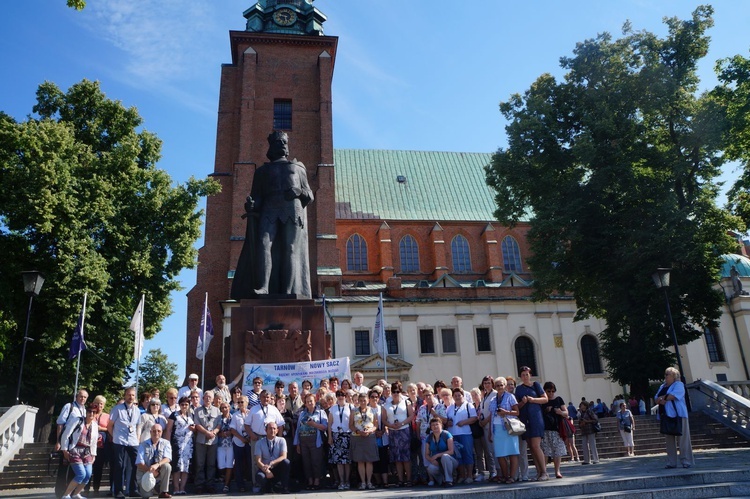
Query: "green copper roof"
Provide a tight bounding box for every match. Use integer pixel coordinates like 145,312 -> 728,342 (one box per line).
334,149 -> 499,221
244,0 -> 326,36
720,254 -> 750,278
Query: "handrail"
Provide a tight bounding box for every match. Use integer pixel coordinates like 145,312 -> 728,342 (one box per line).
0,404 -> 39,472
718,380 -> 750,400
688,379 -> 750,441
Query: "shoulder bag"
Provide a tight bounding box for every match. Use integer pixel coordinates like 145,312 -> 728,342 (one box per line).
659,400 -> 682,436
465,403 -> 482,439
505,416 -> 526,436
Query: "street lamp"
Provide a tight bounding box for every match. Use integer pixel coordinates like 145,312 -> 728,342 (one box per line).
652,267 -> 691,410
15,271 -> 44,404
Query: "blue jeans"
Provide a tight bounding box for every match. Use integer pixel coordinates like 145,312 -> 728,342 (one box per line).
71,462 -> 93,484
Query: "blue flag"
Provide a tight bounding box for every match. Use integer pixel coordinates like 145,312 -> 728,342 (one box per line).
68,300 -> 87,360
196,294 -> 214,360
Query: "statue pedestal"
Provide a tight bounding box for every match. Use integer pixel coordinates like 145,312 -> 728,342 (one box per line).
228,298 -> 329,375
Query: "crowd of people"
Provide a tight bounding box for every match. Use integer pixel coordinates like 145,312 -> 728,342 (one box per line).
54,366 -> 693,497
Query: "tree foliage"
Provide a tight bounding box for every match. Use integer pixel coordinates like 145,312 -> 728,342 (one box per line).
66,0 -> 85,10
138,349 -> 179,399
716,51 -> 750,224
485,6 -> 742,396
0,79 -> 220,408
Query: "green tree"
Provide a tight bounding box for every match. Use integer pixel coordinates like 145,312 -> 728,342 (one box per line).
0,79 -> 220,413
67,0 -> 85,10
715,52 -> 750,223
138,349 -> 179,399
485,6 -> 740,398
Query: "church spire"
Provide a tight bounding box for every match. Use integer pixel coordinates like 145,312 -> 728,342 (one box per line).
243,0 -> 327,36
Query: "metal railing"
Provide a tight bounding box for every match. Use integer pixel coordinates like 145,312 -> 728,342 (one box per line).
0,405 -> 39,472
688,379 -> 750,440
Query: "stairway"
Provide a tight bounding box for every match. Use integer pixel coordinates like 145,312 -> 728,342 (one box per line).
0,442 -> 111,492
575,412 -> 750,460
0,442 -> 58,490
0,413 -> 747,493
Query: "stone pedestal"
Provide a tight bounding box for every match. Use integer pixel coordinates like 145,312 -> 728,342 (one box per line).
228,298 -> 330,376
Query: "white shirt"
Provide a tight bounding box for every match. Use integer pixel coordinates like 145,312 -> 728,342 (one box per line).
230,411 -> 250,447
479,390 -> 497,424
245,403 -> 285,436
329,403 -> 352,433
352,384 -> 369,395
57,401 -> 86,426
447,401 -> 476,436
178,385 -> 202,401
385,399 -> 409,430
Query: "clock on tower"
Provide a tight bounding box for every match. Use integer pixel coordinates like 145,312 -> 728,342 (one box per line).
244,1 -> 327,36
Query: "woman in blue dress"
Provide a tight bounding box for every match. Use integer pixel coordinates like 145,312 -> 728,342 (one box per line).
514,366 -> 548,481
489,377 -> 520,484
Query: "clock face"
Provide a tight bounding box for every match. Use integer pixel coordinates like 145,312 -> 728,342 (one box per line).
273,8 -> 297,27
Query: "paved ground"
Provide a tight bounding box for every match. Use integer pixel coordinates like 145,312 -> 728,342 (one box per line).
4,447 -> 750,498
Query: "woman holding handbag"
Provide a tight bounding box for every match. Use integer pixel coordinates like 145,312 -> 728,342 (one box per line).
489,377 -> 520,484
616,401 -> 636,456
655,366 -> 694,468
578,401 -> 599,465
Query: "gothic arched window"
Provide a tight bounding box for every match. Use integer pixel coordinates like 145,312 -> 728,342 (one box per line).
346,234 -> 368,271
451,235 -> 472,273
399,235 -> 420,273
501,235 -> 523,272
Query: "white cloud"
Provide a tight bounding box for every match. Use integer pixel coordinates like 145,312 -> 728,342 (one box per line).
76,0 -> 236,113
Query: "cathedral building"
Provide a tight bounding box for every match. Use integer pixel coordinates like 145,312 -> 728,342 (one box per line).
186,0 -> 750,401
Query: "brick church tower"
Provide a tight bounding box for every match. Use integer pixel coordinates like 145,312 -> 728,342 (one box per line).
185,0 -> 340,381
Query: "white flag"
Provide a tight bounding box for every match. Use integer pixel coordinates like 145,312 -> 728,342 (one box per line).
373,293 -> 388,358
130,295 -> 145,360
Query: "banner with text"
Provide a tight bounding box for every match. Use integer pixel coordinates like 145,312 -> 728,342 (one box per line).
242,357 -> 351,395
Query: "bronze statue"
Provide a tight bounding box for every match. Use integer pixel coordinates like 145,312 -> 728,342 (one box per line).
231,131 -> 313,299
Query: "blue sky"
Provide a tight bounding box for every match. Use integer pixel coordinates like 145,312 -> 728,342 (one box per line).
2,1 -> 750,381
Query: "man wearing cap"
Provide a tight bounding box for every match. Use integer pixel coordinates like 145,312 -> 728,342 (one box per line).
178,374 -> 203,401
135,424 -> 172,498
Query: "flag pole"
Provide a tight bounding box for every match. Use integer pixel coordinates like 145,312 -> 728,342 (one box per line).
135,293 -> 144,396
201,292 -> 208,392
376,292 -> 387,383
73,292 -> 87,400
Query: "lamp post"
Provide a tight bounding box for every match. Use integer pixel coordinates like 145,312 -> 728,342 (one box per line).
652,267 -> 691,410
15,271 -> 44,404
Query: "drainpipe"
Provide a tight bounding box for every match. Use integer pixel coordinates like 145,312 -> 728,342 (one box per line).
719,281 -> 750,380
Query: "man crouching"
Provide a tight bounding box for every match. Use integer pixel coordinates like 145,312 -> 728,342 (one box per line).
135,424 -> 172,498
254,421 -> 290,494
